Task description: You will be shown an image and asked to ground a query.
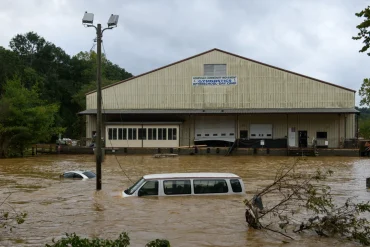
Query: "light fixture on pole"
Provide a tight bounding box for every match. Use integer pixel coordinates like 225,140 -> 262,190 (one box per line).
82,11 -> 119,190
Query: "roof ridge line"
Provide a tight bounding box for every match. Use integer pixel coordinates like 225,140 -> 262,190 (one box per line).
86,48 -> 355,95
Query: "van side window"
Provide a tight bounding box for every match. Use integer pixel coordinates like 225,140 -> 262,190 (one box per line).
163,180 -> 191,195
193,179 -> 228,194
138,180 -> 158,196
230,179 -> 242,193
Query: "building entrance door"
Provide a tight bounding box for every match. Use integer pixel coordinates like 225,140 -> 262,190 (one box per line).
298,131 -> 308,148
240,130 -> 248,139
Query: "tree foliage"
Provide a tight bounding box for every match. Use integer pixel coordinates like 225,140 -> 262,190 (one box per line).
353,5 -> 370,56
0,31 -> 133,156
355,107 -> 370,138
359,118 -> 370,139
359,78 -> 370,107
0,47 -> 21,94
353,6 -> 370,106
0,77 -> 63,157
244,158 -> 370,245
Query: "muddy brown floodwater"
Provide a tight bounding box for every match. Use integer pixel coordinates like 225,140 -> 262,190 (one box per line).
0,154 -> 369,247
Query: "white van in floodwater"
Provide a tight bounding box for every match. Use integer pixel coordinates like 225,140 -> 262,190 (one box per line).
122,173 -> 245,197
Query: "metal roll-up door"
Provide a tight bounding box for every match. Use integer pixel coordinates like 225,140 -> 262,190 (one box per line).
250,124 -> 273,139
194,116 -> 235,142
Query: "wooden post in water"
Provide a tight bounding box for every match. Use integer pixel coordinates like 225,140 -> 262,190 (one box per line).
366,178 -> 370,189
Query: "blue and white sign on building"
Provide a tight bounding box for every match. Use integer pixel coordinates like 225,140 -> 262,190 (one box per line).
192,76 -> 237,86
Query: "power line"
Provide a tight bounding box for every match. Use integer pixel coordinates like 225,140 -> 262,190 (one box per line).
90,41 -> 96,53
101,101 -> 133,184
101,41 -> 137,184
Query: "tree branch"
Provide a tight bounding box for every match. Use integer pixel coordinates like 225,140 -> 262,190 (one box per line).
263,226 -> 294,240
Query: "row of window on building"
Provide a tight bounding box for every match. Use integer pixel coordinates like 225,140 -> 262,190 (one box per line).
107,127 -> 177,141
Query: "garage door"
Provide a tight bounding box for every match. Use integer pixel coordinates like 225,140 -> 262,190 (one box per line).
250,124 -> 273,139
195,116 -> 236,142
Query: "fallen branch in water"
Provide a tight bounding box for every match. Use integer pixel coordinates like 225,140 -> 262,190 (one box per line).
1,192 -> 27,232
244,157 -> 370,245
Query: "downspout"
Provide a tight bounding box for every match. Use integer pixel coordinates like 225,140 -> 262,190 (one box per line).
344,114 -> 347,140
141,123 -> 143,148
338,114 -> 341,148
236,114 -> 239,149
188,114 -> 191,148
286,114 -> 289,147
356,113 -> 359,140
193,114 -> 196,147
178,123 -> 181,147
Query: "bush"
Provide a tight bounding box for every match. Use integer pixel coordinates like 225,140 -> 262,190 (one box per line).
45,232 -> 170,247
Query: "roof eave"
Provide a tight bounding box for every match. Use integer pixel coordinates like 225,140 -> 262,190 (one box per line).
78,108 -> 359,115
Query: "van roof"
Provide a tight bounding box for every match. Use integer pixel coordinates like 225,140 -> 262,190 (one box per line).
143,172 -> 240,180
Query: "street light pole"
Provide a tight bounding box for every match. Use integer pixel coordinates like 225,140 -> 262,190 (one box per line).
82,12 -> 119,191
96,23 -> 102,190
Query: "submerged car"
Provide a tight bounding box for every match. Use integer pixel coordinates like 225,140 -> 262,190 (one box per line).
56,138 -> 72,145
60,170 -> 96,180
122,172 -> 245,197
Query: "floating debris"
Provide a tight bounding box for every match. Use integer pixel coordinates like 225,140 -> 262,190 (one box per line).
153,153 -> 178,158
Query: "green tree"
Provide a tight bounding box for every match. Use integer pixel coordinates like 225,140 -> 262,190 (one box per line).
353,6 -> 370,106
353,6 -> 370,55
359,119 -> 370,138
0,31 -> 133,145
0,47 -> 21,94
355,107 -> 370,139
358,79 -> 370,106
0,77 -> 63,157
356,107 -> 370,138
9,32 -> 78,138
70,51 -> 132,138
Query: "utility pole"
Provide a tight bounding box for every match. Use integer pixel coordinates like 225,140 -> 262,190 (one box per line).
96,23 -> 102,190
82,12 -> 119,191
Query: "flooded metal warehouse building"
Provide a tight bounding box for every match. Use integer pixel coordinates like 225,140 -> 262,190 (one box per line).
79,48 -> 358,151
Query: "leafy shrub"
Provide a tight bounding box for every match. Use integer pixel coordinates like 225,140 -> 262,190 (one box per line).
45,232 -> 170,247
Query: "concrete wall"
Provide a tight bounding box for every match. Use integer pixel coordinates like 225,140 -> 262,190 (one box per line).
101,147 -> 359,157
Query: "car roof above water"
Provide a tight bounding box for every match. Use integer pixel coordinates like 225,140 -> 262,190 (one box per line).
143,172 -> 241,180
64,170 -> 89,174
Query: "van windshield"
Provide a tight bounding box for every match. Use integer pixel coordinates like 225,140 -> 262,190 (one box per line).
125,177 -> 145,195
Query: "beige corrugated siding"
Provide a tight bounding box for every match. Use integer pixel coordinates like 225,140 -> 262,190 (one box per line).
86,50 -> 355,110
85,115 -> 96,144
179,115 -> 194,147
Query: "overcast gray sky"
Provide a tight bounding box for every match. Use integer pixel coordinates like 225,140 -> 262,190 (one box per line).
0,0 -> 369,106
